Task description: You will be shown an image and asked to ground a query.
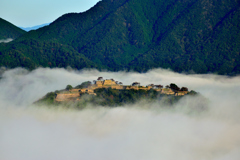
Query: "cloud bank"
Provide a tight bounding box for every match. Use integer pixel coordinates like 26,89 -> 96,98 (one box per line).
0,67 -> 240,160
0,38 -> 13,43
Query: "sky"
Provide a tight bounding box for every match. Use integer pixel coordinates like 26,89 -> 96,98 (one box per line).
0,67 -> 240,159
0,0 -> 100,27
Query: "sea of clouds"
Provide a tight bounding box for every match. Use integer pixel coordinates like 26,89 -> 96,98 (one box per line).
0,67 -> 240,160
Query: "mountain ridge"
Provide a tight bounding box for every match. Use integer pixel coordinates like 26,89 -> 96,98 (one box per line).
0,18 -> 26,40
0,0 -> 239,74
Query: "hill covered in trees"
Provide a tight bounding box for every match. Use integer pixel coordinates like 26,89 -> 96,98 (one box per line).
0,18 -> 26,40
0,0 -> 240,74
36,80 -> 199,109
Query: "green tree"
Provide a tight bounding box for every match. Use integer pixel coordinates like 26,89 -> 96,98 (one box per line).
66,84 -> 73,91
170,83 -> 180,91
75,81 -> 92,89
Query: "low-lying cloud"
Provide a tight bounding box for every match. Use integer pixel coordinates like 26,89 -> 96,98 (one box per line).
0,67 -> 240,160
0,38 -> 13,43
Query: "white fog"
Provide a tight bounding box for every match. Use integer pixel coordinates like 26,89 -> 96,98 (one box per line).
0,38 -> 13,43
0,67 -> 240,160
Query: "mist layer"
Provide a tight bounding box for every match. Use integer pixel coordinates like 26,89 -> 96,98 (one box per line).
0,68 -> 240,160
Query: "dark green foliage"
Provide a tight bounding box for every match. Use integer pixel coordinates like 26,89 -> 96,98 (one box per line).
188,90 -> 198,95
0,18 -> 26,40
92,88 -> 180,106
0,0 -> 240,75
66,85 -> 73,90
36,92 -> 56,105
75,81 -> 92,89
170,83 -> 180,91
180,87 -> 188,91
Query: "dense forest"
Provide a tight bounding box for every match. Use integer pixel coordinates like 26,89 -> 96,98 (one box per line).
0,18 -> 26,40
0,0 -> 240,74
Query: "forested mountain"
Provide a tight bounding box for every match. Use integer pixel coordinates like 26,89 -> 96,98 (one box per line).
0,18 -> 26,40
0,0 -> 240,74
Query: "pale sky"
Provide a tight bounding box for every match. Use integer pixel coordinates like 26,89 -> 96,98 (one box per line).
0,0 -> 100,27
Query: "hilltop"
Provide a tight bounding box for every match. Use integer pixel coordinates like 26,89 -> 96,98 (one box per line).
36,77 -> 198,108
0,18 -> 26,40
1,0 -> 240,74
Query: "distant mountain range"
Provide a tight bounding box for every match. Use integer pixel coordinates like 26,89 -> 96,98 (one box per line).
20,23 -> 50,32
0,0 -> 240,75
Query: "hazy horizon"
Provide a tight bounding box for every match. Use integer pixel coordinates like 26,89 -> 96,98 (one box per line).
19,23 -> 50,31
0,0 -> 100,27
